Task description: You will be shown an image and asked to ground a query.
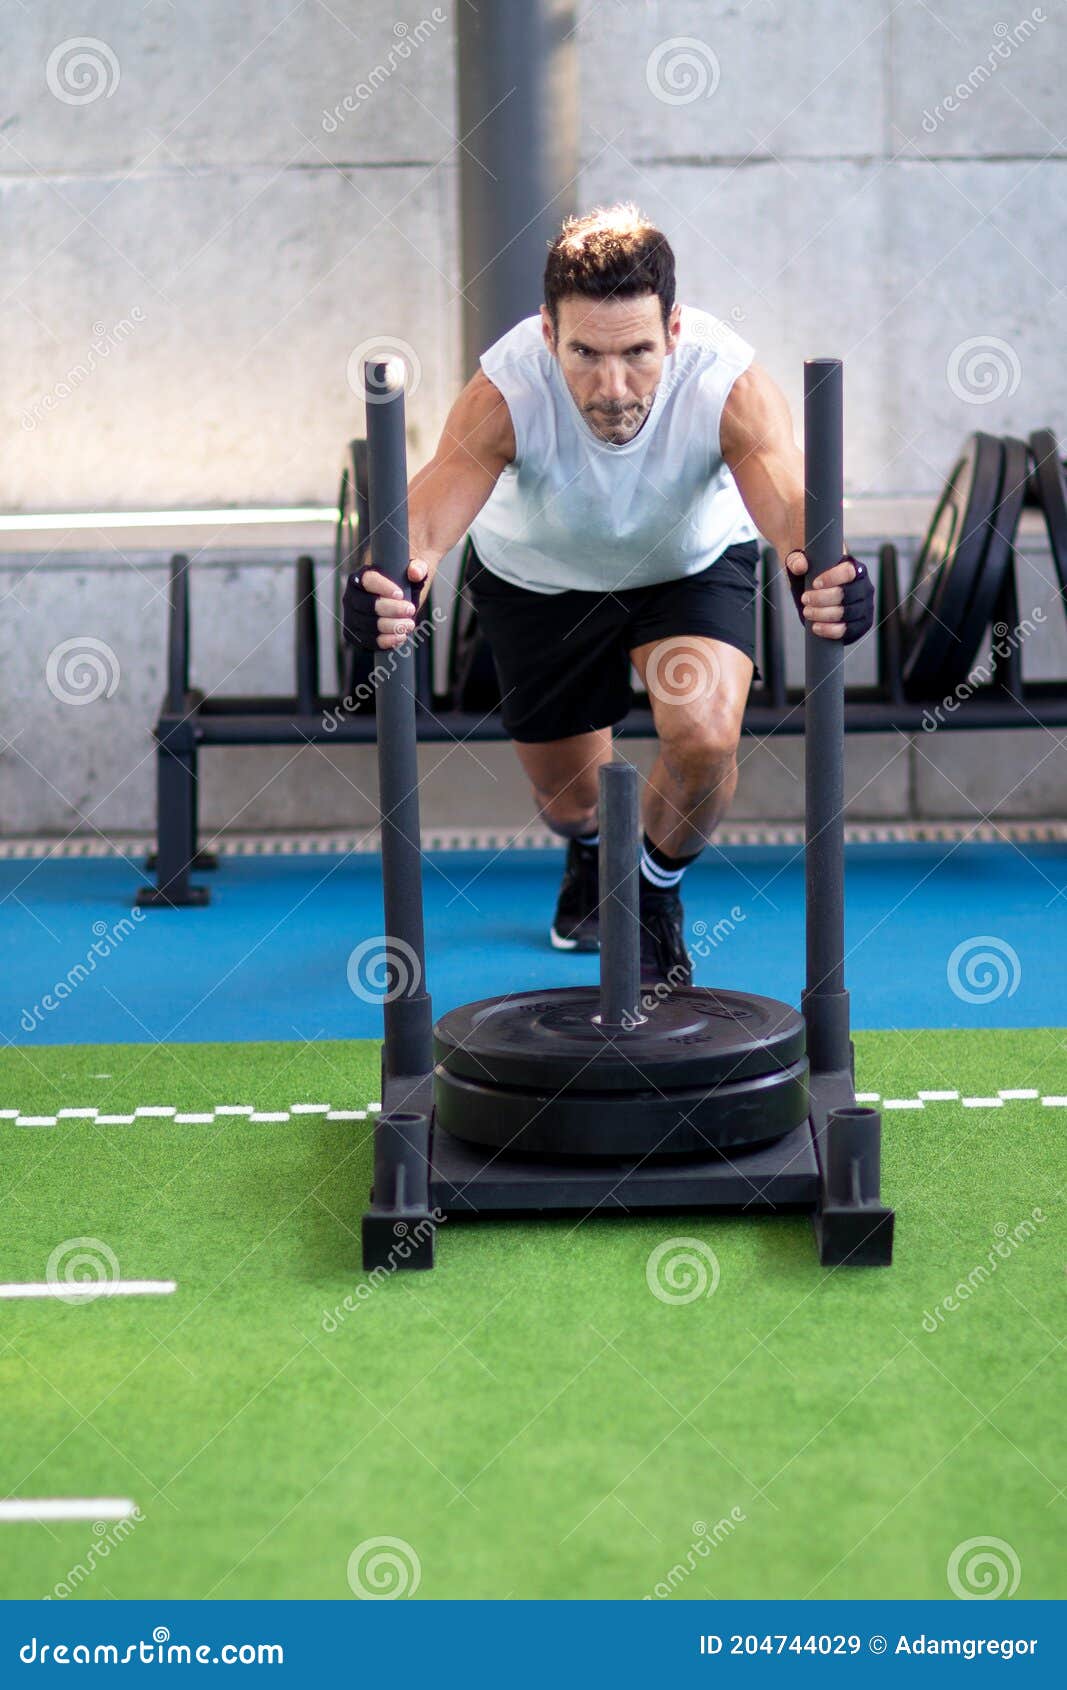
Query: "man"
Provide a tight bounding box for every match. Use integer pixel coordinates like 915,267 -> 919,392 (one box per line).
344,203 -> 873,986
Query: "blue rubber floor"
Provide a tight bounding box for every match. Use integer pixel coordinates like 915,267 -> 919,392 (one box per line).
2,843 -> 1065,1046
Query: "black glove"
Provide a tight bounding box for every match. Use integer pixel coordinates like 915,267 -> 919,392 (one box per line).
786,552 -> 873,645
341,563 -> 380,652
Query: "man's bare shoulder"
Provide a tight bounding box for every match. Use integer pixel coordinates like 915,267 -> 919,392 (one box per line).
719,362 -> 793,459
443,369 -> 517,468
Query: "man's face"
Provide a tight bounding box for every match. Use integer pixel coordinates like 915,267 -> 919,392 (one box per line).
542,294 -> 682,445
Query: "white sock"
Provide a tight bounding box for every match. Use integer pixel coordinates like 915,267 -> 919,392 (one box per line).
640,849 -> 685,891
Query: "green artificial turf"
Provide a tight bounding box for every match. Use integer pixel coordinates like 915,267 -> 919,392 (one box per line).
0,1030 -> 1063,1602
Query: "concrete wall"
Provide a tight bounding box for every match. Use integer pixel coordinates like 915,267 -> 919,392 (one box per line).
2,0 -> 1065,836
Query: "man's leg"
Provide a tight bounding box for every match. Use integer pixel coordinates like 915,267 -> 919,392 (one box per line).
629,638 -> 752,855
628,637 -> 752,983
512,728 -> 614,951
512,727 -> 614,839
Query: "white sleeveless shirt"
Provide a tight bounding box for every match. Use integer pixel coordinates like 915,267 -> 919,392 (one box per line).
468,304 -> 758,594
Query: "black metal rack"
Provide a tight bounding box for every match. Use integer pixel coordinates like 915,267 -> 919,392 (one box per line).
136,539 -> 1067,906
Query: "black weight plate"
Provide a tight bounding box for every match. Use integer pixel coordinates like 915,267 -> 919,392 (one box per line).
334,439 -> 373,704
434,1058 -> 808,1158
1028,430 -> 1067,607
950,435 -> 1029,685
433,986 -> 806,1092
902,433 -> 1004,699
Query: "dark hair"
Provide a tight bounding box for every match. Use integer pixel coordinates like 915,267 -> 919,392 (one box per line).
543,203 -> 676,339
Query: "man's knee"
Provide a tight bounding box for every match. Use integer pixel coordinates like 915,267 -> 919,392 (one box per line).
659,715 -> 740,794
534,776 -> 601,836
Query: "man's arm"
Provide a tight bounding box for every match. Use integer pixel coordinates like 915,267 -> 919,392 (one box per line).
720,362 -> 805,562
720,363 -> 865,641
351,370 -> 516,650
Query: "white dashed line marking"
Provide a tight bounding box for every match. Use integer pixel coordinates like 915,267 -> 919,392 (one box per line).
135,1106 -> 176,1117
883,1100 -> 924,1110
291,1104 -> 331,1114
173,1114 -> 215,1124
249,1112 -> 290,1123
1000,1089 -> 1039,1099
0,1281 -> 176,1300
962,1097 -> 1004,1108
0,1499 -> 137,1522
15,1116 -> 56,1127
918,1090 -> 959,1101
96,1115 -> 135,1125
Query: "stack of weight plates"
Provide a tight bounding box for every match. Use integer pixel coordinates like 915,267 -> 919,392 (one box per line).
432,986 -> 809,1159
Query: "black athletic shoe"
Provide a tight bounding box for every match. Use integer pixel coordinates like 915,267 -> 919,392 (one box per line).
550,839 -> 600,951
638,886 -> 693,989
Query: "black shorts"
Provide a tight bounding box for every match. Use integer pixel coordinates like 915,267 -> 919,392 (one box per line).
463,536 -> 761,743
